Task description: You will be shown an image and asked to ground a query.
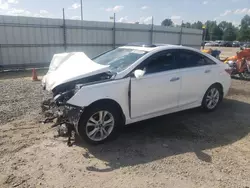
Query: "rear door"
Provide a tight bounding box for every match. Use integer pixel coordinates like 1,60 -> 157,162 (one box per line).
176,49 -> 219,106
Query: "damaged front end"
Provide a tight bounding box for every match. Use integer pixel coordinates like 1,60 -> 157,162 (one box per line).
40,51 -> 116,145
41,72 -> 114,146
41,90 -> 83,146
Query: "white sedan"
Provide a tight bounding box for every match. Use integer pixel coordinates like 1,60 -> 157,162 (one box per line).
43,43 -> 231,144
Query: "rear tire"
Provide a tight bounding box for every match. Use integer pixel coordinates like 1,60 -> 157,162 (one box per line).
78,102 -> 122,145
201,84 -> 223,112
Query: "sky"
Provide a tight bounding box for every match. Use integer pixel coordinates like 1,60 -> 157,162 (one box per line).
0,0 -> 250,26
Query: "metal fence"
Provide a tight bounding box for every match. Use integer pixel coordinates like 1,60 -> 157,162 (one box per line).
0,15 -> 203,69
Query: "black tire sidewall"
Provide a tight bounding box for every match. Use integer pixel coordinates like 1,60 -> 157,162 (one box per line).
202,85 -> 223,112
78,104 -> 122,144
240,72 -> 250,80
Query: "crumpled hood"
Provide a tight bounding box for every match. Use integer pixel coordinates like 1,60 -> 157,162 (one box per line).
42,52 -> 110,91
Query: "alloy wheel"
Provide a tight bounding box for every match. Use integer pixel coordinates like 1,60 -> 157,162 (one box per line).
85,111 -> 115,141
206,88 -> 220,110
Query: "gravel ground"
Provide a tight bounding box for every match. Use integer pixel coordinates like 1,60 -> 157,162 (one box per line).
0,73 -> 250,188
0,78 -> 46,124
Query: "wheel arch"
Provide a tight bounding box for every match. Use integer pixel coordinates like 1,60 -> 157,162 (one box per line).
201,82 -> 224,104
202,82 -> 224,102
84,98 -> 126,125
211,82 -> 224,95
201,82 -> 224,112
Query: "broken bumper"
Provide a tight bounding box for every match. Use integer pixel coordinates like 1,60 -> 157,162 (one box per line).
58,104 -> 83,134
42,97 -> 83,134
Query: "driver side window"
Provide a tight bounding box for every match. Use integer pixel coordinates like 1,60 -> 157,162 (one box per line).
142,50 -> 177,74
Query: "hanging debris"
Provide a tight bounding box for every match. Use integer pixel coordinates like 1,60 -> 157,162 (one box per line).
40,97 -> 80,147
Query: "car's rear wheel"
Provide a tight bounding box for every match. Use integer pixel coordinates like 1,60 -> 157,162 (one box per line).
201,84 -> 223,112
78,103 -> 122,144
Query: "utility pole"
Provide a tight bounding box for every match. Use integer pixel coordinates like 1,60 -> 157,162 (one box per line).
80,0 -> 83,20
150,16 -> 154,44
114,13 -> 116,48
110,13 -> 116,48
202,24 -> 206,49
109,13 -> 116,48
179,20 -> 183,45
62,8 -> 67,51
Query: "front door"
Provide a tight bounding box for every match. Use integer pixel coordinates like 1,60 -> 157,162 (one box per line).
130,50 -> 181,118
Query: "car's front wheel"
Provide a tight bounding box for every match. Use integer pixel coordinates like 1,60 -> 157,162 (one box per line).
201,84 -> 223,112
78,103 -> 122,144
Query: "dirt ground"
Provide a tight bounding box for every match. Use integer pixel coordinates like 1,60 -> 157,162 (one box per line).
0,54 -> 250,188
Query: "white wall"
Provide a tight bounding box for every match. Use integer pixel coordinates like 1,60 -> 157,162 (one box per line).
0,15 -> 203,68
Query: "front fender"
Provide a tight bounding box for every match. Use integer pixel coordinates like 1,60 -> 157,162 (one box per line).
67,78 -> 130,119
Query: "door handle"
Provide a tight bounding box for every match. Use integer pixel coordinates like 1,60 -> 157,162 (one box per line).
170,77 -> 180,82
205,69 -> 211,73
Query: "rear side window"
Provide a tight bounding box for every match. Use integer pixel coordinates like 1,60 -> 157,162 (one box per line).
176,50 -> 216,69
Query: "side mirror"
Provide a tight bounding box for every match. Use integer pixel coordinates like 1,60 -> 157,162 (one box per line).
134,69 -> 145,79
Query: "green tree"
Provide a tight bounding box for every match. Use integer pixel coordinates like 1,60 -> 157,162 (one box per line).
160,15 -> 250,41
212,26 -> 223,40
241,14 -> 250,26
191,21 -> 203,29
161,19 -> 173,26
204,21 -> 223,40
181,22 -> 192,28
222,23 -> 237,41
218,21 -> 231,32
238,15 -> 250,41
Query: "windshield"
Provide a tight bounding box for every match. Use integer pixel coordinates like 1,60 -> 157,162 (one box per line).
92,48 -> 147,72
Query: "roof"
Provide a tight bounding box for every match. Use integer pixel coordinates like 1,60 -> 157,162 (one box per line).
119,43 -> 180,52
119,43 -> 200,53
119,46 -> 157,52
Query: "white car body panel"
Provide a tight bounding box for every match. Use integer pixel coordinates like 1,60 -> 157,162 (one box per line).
130,69 -> 181,118
49,44 -> 231,126
42,52 -> 73,87
48,52 -> 74,73
178,65 -> 220,106
43,52 -> 110,91
126,100 -> 202,125
67,78 -> 131,120
218,63 -> 231,97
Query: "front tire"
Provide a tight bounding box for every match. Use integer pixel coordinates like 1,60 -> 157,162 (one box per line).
78,103 -> 122,144
201,85 -> 223,112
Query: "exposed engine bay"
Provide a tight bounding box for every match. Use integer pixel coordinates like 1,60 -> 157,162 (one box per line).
52,72 -> 114,97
